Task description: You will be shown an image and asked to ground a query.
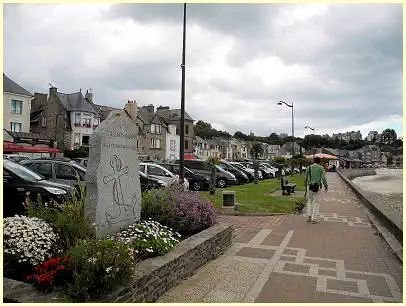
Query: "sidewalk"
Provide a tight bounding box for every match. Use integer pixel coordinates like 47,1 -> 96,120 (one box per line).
158,173 -> 403,303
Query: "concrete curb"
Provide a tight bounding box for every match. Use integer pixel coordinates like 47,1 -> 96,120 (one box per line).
336,170 -> 402,262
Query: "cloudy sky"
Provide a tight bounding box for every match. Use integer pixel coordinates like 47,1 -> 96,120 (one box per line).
4,3 -> 403,139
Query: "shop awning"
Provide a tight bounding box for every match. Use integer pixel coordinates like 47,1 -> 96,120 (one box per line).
184,154 -> 200,160
3,141 -> 61,153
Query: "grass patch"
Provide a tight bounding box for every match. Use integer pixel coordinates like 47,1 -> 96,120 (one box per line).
200,174 -> 306,214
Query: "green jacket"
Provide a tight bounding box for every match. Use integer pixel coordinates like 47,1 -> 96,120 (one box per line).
304,164 -> 328,188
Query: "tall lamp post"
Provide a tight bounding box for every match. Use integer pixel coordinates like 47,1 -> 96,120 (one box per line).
277,100 -> 294,173
179,3 -> 187,183
305,125 -> 315,158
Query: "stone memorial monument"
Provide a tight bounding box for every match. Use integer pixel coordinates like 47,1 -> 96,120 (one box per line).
85,101 -> 141,235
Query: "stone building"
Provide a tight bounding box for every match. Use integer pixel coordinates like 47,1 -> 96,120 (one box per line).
30,87 -> 101,151
156,106 -> 195,154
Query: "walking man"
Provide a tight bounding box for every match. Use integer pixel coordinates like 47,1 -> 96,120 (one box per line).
304,156 -> 328,224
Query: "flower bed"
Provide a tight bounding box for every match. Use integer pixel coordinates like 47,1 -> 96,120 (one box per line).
3,182 -> 220,302
3,222 -> 233,303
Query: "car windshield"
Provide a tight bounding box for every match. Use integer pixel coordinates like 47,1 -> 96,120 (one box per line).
4,159 -> 43,181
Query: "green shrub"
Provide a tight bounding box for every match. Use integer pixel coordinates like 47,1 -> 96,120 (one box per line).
141,189 -> 174,225
141,184 -> 217,235
66,239 -> 135,302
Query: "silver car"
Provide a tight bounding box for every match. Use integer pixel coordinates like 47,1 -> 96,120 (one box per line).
139,163 -> 189,189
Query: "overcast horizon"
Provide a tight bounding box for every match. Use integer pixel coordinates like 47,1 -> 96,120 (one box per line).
3,3 -> 403,139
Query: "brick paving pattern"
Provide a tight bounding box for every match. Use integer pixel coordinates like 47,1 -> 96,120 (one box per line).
158,173 -> 403,303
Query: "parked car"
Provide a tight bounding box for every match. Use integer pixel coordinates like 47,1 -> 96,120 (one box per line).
139,171 -> 167,192
3,154 -> 30,163
3,159 -> 74,218
260,162 -> 280,177
175,159 -> 237,188
259,164 -> 277,179
20,159 -> 86,187
238,162 -> 264,179
229,162 -> 254,181
139,163 -> 189,189
73,157 -> 88,168
160,163 -> 210,191
218,162 -> 249,184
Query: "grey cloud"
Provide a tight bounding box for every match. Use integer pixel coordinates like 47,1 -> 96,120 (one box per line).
3,3 -> 402,139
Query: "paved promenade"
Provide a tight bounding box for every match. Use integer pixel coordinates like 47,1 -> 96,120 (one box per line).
158,173 -> 403,303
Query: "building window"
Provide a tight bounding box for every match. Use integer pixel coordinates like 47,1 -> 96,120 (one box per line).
11,100 -> 23,114
151,138 -> 160,149
74,133 -> 81,146
185,125 -> 189,135
41,116 -> 47,128
75,112 -> 82,125
185,140 -> 189,150
151,124 -> 161,134
10,122 -> 22,132
83,113 -> 92,127
82,135 -> 90,146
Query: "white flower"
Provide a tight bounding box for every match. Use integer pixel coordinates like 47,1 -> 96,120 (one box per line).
106,267 -> 112,273
4,216 -> 57,266
88,257 -> 97,264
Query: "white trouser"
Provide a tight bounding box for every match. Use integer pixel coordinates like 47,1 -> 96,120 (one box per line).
306,187 -> 321,221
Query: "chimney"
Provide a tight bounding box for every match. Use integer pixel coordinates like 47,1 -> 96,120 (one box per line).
141,104 -> 154,113
49,86 -> 57,97
156,106 -> 170,119
85,89 -> 93,103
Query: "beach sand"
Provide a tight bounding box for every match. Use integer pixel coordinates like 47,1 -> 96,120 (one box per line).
352,168 -> 403,194
351,168 -> 403,229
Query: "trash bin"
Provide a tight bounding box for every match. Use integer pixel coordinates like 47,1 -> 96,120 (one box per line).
222,191 -> 236,207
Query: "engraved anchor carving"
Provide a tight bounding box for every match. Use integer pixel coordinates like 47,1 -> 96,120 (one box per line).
103,154 -> 129,221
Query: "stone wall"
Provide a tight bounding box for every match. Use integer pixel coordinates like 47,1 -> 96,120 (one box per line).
3,222 -> 233,303
339,168 -> 376,180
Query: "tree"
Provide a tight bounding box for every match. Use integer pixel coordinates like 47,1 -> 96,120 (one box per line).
207,157 -> 220,194
234,131 -> 249,140
250,142 -> 264,184
381,129 -> 397,145
268,133 -> 282,145
193,120 -> 213,138
387,153 -> 394,166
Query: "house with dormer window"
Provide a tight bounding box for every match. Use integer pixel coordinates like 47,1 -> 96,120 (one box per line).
30,86 -> 101,151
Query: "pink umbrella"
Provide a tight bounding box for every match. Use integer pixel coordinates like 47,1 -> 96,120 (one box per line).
304,153 -> 338,160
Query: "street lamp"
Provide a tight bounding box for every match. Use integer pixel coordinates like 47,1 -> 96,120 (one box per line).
179,3 -> 187,183
305,125 -> 315,158
277,100 -> 294,173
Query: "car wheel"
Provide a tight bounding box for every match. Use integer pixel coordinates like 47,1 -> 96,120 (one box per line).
192,181 -> 201,191
217,178 -> 226,188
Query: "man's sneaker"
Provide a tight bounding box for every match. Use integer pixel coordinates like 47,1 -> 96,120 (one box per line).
311,220 -> 319,224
